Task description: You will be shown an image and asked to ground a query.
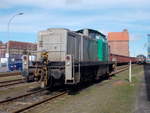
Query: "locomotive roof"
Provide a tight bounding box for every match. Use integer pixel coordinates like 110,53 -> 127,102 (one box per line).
76,28 -> 106,38
47,28 -> 70,31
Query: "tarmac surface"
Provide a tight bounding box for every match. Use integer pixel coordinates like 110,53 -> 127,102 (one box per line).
0,66 -> 7,72
134,64 -> 150,113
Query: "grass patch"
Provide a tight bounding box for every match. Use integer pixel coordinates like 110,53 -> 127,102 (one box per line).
0,75 -> 22,82
24,65 -> 144,113
100,65 -> 143,113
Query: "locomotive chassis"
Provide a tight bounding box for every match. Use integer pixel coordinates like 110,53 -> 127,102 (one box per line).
24,60 -> 114,88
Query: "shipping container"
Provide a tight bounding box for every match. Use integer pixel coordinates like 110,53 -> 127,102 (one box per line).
8,62 -> 22,71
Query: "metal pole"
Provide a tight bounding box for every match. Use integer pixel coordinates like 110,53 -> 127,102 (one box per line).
7,13 -> 24,40
6,13 -> 24,71
129,60 -> 132,82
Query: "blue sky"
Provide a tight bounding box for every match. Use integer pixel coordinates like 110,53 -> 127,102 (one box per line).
0,0 -> 150,57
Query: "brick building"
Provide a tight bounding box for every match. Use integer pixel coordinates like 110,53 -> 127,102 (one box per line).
0,41 -> 7,58
108,29 -> 129,56
0,41 -> 37,63
7,41 -> 37,62
0,41 -> 37,71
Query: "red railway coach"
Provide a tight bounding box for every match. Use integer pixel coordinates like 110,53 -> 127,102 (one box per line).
110,53 -> 137,65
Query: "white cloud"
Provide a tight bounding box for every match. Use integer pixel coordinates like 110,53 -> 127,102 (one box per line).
0,12 -> 98,32
0,9 -> 150,34
0,0 -> 150,35
0,0 -> 149,57
1,0 -> 150,9
130,34 -> 142,41
0,0 -> 66,9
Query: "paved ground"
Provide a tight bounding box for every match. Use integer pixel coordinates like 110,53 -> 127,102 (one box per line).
0,66 -> 8,72
134,64 -> 150,113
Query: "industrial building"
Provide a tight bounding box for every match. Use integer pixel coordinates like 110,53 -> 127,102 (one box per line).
0,41 -> 37,71
108,29 -> 129,56
0,41 -> 6,58
7,41 -> 37,62
0,42 -> 7,69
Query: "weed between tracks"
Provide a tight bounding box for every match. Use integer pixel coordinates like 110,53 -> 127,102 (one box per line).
0,82 -> 40,101
0,75 -> 23,82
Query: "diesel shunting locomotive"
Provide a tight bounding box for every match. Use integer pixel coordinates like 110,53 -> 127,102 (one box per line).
21,28 -> 117,88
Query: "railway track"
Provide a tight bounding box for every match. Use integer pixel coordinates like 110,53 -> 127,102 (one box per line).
0,88 -> 49,104
116,65 -> 129,70
0,72 -> 21,77
110,65 -> 129,76
0,79 -> 25,88
0,66 -> 129,113
13,66 -> 130,113
0,87 -> 66,113
12,92 -> 66,113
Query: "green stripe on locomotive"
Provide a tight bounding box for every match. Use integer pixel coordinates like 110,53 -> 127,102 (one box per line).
97,36 -> 109,61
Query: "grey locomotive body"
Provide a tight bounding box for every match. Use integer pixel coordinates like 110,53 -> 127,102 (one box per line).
37,28 -> 98,62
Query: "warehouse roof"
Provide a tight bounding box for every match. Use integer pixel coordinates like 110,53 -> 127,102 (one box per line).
8,41 -> 37,50
108,29 -> 129,41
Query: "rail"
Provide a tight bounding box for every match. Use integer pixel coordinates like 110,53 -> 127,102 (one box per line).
12,92 -> 66,113
0,65 -> 132,113
0,72 -> 21,77
0,79 -> 25,88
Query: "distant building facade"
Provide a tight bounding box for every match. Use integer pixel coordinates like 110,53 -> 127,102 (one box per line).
108,29 -> 129,56
0,41 -> 37,65
7,41 -> 37,62
0,41 -> 37,71
0,41 -> 7,58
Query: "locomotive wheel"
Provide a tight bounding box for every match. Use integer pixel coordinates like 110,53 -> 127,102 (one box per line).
47,76 -> 54,90
26,75 -> 34,82
26,76 -> 30,82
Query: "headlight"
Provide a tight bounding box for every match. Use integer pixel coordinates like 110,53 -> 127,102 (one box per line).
66,62 -> 70,66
